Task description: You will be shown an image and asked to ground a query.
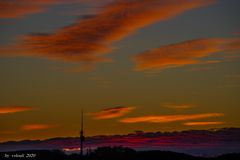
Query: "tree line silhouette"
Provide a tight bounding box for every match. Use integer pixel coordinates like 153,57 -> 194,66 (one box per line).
0,146 -> 239,160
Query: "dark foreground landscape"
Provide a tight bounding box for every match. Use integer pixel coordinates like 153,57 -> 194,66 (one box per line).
1,147 -> 240,160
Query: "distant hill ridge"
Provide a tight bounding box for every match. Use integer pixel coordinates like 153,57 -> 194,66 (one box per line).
0,128 -> 240,156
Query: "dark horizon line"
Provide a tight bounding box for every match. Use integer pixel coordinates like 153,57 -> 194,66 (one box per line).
1,127 -> 239,143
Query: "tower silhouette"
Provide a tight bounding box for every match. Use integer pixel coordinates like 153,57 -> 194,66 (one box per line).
80,109 -> 85,157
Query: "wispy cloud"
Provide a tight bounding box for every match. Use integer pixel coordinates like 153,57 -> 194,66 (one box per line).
0,0 -> 63,18
90,106 -> 135,119
0,0 -> 215,70
120,113 -> 224,123
162,103 -> 194,110
134,38 -> 240,72
183,121 -> 225,126
0,0 -> 99,19
0,106 -> 32,114
21,124 -> 53,131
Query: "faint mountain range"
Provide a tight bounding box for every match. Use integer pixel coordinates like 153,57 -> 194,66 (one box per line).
0,128 -> 239,157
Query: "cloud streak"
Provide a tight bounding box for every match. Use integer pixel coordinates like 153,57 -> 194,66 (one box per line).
120,113 -> 224,123
184,121 -> 225,126
0,0 -> 215,68
0,0 -> 64,18
162,103 -> 194,110
21,124 -> 52,131
90,106 -> 135,119
0,0 -> 97,19
134,38 -> 240,71
0,106 -> 32,114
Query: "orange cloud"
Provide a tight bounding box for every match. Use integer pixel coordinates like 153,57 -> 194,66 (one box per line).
0,106 -> 32,114
0,0 -> 61,18
21,124 -> 52,131
0,0 -> 91,19
90,106 -> 135,119
134,38 -> 240,71
0,0 -> 215,68
120,113 -> 224,123
184,121 -> 225,126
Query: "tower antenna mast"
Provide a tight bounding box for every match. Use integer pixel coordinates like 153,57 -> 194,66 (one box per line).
80,109 -> 85,157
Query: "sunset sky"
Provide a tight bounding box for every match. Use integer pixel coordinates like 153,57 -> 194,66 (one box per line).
0,0 -> 240,142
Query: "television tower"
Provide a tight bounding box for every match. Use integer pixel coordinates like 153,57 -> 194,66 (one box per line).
80,109 -> 85,157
